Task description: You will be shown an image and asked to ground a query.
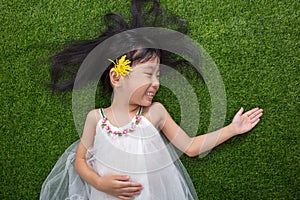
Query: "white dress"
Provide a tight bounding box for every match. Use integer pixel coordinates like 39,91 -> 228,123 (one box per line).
40,107 -> 198,200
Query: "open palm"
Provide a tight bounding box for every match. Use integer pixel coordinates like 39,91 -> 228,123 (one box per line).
231,107 -> 263,135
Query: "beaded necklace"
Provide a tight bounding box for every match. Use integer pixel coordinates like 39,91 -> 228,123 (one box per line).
99,107 -> 143,137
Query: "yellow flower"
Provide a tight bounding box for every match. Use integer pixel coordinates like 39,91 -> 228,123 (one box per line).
109,55 -> 132,78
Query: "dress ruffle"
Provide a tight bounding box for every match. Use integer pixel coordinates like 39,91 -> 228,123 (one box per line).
40,116 -> 198,200
39,140 -> 91,200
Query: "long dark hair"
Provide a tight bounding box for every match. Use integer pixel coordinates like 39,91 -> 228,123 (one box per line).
48,0 -> 191,95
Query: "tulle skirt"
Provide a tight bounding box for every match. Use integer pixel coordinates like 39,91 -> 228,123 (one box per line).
39,139 -> 198,200
39,141 -> 90,200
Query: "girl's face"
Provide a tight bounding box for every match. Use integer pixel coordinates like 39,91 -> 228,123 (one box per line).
120,55 -> 160,107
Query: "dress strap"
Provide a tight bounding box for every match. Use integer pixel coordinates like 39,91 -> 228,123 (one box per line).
99,108 -> 106,119
99,107 -> 142,118
137,106 -> 143,115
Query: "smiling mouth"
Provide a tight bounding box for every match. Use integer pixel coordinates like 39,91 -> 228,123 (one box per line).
146,92 -> 155,99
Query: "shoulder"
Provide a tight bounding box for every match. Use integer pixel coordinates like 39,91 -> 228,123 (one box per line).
149,102 -> 167,113
80,109 -> 101,146
143,102 -> 168,129
85,109 -> 101,125
143,102 -> 166,115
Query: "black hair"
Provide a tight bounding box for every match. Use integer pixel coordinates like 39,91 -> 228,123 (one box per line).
48,0 -> 191,95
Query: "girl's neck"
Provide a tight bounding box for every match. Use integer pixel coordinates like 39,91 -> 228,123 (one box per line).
107,100 -> 140,127
110,99 -> 140,115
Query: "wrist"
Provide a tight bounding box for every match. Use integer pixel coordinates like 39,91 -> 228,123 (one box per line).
95,176 -> 105,192
225,124 -> 238,137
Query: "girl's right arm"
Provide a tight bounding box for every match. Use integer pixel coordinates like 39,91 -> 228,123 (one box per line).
74,110 -> 143,200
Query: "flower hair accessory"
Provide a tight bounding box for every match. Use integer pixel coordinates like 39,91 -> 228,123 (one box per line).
108,55 -> 132,78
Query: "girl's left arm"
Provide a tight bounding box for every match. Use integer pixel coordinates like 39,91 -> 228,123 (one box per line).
160,104 -> 263,157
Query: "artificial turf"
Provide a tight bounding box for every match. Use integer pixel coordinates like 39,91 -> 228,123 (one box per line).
1,0 -> 299,199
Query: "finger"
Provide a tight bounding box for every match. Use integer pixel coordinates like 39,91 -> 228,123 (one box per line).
252,108 -> 263,114
250,112 -> 263,123
236,107 -> 244,116
119,189 -> 142,199
113,175 -> 131,181
251,118 -> 260,128
121,186 -> 143,193
255,108 -> 263,115
245,107 -> 260,117
249,109 -> 263,120
122,190 -> 141,197
119,180 -> 142,188
118,196 -> 133,200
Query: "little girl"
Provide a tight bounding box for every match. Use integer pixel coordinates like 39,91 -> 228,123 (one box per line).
40,1 -> 263,199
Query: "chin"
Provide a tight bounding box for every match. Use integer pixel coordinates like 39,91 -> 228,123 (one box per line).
139,100 -> 153,107
130,98 -> 153,107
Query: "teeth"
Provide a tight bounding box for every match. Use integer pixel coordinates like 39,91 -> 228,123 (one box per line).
147,92 -> 154,96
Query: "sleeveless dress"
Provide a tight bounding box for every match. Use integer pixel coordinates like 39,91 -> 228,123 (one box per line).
40,107 -> 198,200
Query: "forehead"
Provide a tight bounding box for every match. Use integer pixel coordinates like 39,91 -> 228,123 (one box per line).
132,56 -> 160,70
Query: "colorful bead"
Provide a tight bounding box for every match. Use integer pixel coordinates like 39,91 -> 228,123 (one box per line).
101,114 -> 142,137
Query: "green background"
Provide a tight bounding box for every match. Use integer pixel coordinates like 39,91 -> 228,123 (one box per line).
1,0 -> 299,199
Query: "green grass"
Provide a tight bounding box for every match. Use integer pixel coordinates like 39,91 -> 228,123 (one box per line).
1,0 -> 299,199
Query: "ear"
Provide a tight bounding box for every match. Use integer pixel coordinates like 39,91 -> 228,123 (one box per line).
109,69 -> 120,88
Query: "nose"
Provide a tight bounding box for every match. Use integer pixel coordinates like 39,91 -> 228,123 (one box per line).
151,76 -> 160,89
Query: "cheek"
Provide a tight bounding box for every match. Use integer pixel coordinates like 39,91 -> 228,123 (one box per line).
128,85 -> 149,101
128,76 -> 151,90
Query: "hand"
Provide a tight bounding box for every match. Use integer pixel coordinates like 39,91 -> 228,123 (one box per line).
97,174 -> 143,200
230,107 -> 263,135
